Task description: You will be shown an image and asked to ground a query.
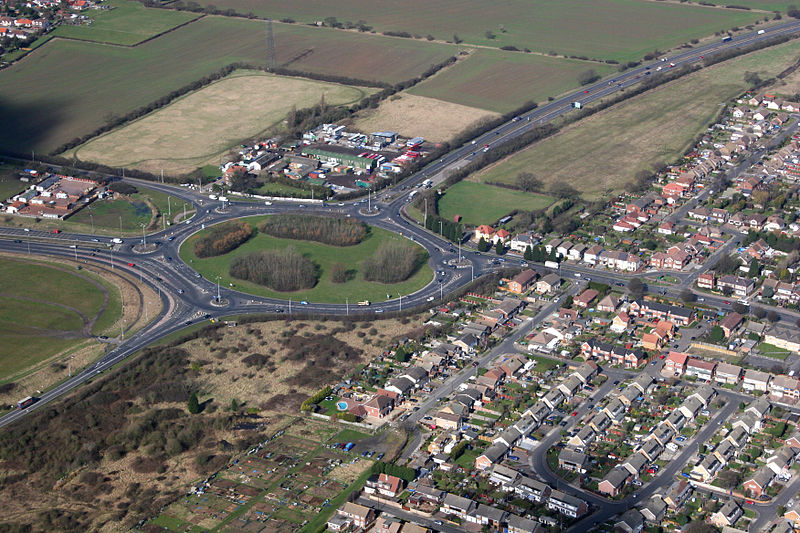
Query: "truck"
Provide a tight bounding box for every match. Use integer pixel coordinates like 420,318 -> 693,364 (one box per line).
357,300 -> 370,306
572,102 -> 582,109
544,260 -> 559,269
408,190 -> 418,202
111,238 -> 123,244
722,35 -> 732,42
422,178 -> 433,188
16,396 -> 37,409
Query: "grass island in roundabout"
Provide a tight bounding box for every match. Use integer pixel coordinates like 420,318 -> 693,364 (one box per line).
179,214 -> 433,304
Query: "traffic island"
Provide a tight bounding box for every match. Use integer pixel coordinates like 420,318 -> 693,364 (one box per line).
209,297 -> 229,307
132,243 -> 159,254
358,206 -> 380,216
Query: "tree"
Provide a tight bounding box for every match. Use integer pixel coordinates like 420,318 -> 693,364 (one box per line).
495,239 -> 505,255
744,71 -> 763,87
753,307 -> 766,319
788,5 -> 800,18
713,253 -> 741,275
516,172 -> 542,192
709,326 -> 725,343
230,398 -> 239,412
563,295 -> 573,308
453,33 -> 462,44
767,310 -> 781,323
477,237 -> 490,252
577,69 -> 600,85
748,258 -> 760,278
680,289 -> 695,303
484,30 -> 496,39
187,393 -> 200,414
628,278 -> 644,300
524,245 -> 533,261
732,302 -> 748,315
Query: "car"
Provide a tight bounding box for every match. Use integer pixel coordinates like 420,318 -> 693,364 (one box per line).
177,289 -> 184,294
660,354 -> 665,359
746,500 -> 754,505
376,453 -> 384,460
274,308 -> 284,313
559,420 -> 568,426
13,239 -> 21,243
300,300 -> 308,305
571,411 -> 577,416
194,273 -> 201,278
423,416 -> 433,420
651,360 -> 658,366
168,235 -> 175,241
375,309 -> 384,314
412,406 -> 420,412
23,228 -> 30,232
426,296 -> 435,302
91,238 -> 99,242
52,229 -> 61,234
723,300 -> 731,305
699,55 -> 704,59
472,361 -> 479,367
127,262 -> 135,267
299,204 -> 306,208
184,320 -> 192,325
165,256 -> 172,261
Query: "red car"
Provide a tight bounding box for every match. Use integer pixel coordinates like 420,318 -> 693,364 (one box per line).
583,90 -> 589,93
127,262 -> 135,267
723,300 -> 731,305
52,229 -> 61,234
571,411 -> 577,416
660,354 -> 665,359
746,500 -> 754,505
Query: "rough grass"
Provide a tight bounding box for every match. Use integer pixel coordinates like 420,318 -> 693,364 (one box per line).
436,181 -> 555,226
73,71 -> 371,174
0,16 -> 455,155
473,39 -> 800,200
50,0 -> 199,45
353,92 -> 499,142
180,216 -> 433,303
0,164 -> 28,201
180,0 -> 762,62
409,48 -> 616,112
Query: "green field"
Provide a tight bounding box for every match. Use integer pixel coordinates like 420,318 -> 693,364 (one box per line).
179,216 -> 433,303
409,49 -> 616,112
473,39 -> 800,199
182,0 -> 762,61
436,181 -> 554,226
757,342 -> 791,360
0,164 -> 28,201
0,257 -> 121,379
51,0 -> 199,45
0,16 -> 455,155
703,1 -> 797,11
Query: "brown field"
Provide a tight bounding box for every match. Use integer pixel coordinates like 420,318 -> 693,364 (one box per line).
327,457 -> 372,484
353,92 -> 499,143
475,39 -> 800,199
73,72 -> 371,174
183,316 -> 424,410
766,61 -> 800,96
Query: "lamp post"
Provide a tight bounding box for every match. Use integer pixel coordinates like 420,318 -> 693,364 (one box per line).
346,298 -> 349,316
471,263 -> 474,281
141,223 -> 146,247
215,276 -> 221,302
119,216 -> 122,238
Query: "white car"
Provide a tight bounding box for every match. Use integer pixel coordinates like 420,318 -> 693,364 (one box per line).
426,296 -> 435,302
264,201 -> 272,206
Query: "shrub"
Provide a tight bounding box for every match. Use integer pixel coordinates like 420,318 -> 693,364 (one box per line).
362,241 -> 424,283
258,215 -> 366,246
194,221 -> 253,258
330,262 -> 349,283
108,182 -> 138,195
230,248 -> 318,291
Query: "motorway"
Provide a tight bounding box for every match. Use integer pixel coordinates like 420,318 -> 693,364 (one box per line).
1,19 -> 800,529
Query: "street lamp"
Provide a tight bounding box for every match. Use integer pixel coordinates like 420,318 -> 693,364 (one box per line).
215,276 -> 221,302
471,263 -> 474,281
119,215 -> 122,238
140,223 -> 146,247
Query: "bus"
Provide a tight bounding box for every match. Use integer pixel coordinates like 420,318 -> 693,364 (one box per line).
16,396 -> 37,409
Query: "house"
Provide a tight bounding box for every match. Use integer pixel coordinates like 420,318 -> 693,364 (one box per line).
536,273 -> 561,294
770,374 -> 800,400
726,426 -> 749,448
638,439 -> 663,463
513,475 -> 551,503
785,504 -> 800,526
589,412 -> 612,433
664,351 -> 689,376
743,369 -> 771,392
583,244 -> 604,265
765,325 -> 800,353
495,426 -> 522,449
572,361 -> 599,384
715,362 -> 743,385
493,229 -> 511,244
711,500 -> 743,528
441,493 -> 477,518
689,385 -> 716,408
363,395 -> 394,418
649,423 -> 675,447
713,438 -> 737,466
743,468 -> 775,498
434,411 -> 462,431
326,514 -> 352,531
640,496 -> 667,525
665,410 -> 686,432
596,294 -> 619,313
614,509 -> 645,533
677,396 -> 703,420
611,312 -> 632,333
720,312 -> 744,337
466,504 -> 507,527
509,233 -> 538,253
546,490 -> 588,518
488,464 -> 520,488
692,454 -> 721,482
364,473 -> 404,498
766,446 -> 795,476
685,358 -> 716,382
619,385 -> 641,407
574,289 -> 599,308
506,514 -> 543,533
557,375 -> 583,398
568,426 -> 597,448
633,374 -> 654,395
733,412 -> 763,435
475,225 -> 495,242
508,269 -> 537,294
558,448 -> 588,473
621,452 -> 648,477
717,275 -> 755,297
474,442 -> 507,470
598,467 -> 630,497
698,272 -> 715,290
385,376 -> 415,398
664,480 -> 692,509
642,332 -> 664,352
542,388 -> 565,410
603,398 -> 627,424
337,502 -> 376,529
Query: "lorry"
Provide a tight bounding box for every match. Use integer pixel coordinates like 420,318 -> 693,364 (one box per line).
422,178 -> 433,188
572,102 -> 582,109
544,260 -> 560,269
16,396 -> 37,409
357,300 -> 370,306
408,190 -> 418,202
111,238 -> 123,244
722,35 -> 732,42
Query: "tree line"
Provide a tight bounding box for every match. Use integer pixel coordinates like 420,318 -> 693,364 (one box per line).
193,220 -> 253,258
258,214 -> 366,246
229,247 -> 318,291
362,241 -> 425,283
